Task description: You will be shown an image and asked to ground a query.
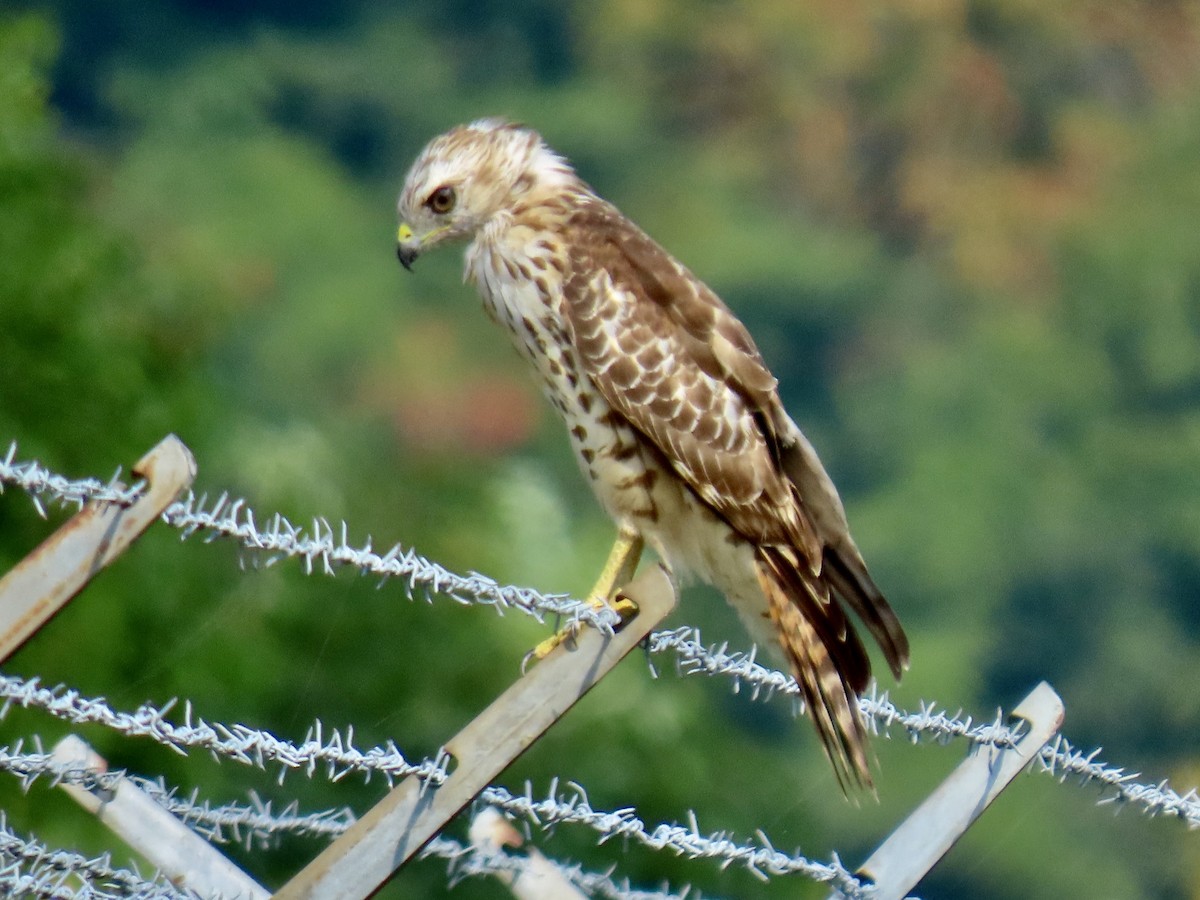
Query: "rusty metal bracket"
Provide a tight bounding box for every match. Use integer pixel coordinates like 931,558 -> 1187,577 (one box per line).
0,435 -> 196,662
274,565 -> 678,900
831,681 -> 1065,900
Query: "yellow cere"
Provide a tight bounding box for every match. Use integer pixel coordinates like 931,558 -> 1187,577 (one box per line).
397,223 -> 414,242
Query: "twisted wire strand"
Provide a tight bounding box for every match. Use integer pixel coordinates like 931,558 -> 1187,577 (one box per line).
0,816 -> 186,899
0,727 -> 864,894
0,442 -> 618,631
0,748 -> 706,899
0,443 -> 143,515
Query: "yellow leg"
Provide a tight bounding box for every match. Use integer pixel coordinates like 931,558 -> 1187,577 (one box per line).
524,526 -> 644,667
585,525 -> 644,607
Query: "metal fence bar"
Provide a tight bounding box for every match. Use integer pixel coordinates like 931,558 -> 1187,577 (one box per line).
835,681 -> 1065,900
273,565 -> 677,900
0,435 -> 195,662
52,735 -> 269,900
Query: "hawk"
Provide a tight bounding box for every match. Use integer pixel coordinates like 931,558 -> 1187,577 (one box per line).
395,119 -> 908,788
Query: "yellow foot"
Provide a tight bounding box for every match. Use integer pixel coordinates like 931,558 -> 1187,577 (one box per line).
522,527 -> 644,671
521,594 -> 640,671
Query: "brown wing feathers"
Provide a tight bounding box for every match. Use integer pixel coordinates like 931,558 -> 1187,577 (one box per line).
563,199 -> 907,787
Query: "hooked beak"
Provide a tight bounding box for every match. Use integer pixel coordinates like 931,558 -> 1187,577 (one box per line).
396,223 -> 419,271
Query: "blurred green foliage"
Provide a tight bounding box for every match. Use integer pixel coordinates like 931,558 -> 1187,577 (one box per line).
3,2 -> 1200,896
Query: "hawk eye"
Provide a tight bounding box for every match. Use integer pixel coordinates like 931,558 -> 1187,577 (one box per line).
426,185 -> 456,214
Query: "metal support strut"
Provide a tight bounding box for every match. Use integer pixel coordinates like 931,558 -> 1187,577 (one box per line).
0,435 -> 195,663
274,565 -> 678,900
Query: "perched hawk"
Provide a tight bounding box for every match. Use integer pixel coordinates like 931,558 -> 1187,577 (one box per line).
396,119 -> 908,788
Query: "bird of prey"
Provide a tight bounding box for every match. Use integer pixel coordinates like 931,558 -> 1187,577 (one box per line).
395,119 -> 908,788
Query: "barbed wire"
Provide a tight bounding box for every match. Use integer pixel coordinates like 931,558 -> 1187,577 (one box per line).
0,441 -> 1013,767
0,741 -> 123,794
477,780 -> 864,893
137,783 -> 709,900
0,443 -> 144,516
0,748 -> 701,899
3,443 -> 1200,900
0,449 -> 1138,753
0,442 -> 621,632
162,492 -> 622,632
3,448 -> 1200,827
0,713 -> 866,895
128,777 -> 354,849
0,677 -> 456,789
2,660 -> 1197,900
137,782 -> 705,900
1037,735 -> 1200,826
647,628 -> 1022,749
0,816 -> 185,899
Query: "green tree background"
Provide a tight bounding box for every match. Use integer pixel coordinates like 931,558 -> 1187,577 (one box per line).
2,2 -> 1200,896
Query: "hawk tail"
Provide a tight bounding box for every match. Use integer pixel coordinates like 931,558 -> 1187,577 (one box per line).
755,545 -> 874,791
823,547 -> 910,680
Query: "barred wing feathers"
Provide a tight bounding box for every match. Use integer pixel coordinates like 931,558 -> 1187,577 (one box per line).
559,200 -> 908,786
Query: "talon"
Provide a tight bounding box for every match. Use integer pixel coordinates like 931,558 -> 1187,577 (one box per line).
523,529 -> 645,670
520,647 -> 536,674
522,622 -> 581,671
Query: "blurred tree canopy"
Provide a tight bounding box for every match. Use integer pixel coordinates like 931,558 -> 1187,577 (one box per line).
3,1 -> 1200,897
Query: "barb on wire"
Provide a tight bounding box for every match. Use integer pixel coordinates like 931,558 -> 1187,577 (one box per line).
0,443 -> 619,631
0,739 -> 124,794
0,744 -> 352,851
477,779 -> 868,896
0,443 -> 143,517
0,815 -> 185,899
130,777 -> 356,849
1039,736 -> 1200,829
0,741 -> 355,849
159,491 -> 622,632
0,744 -> 702,899
2,659 -> 1199,840
0,674 -> 452,789
646,628 -> 1021,750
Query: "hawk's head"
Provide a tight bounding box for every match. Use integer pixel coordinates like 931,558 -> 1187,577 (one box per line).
396,119 -> 575,270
